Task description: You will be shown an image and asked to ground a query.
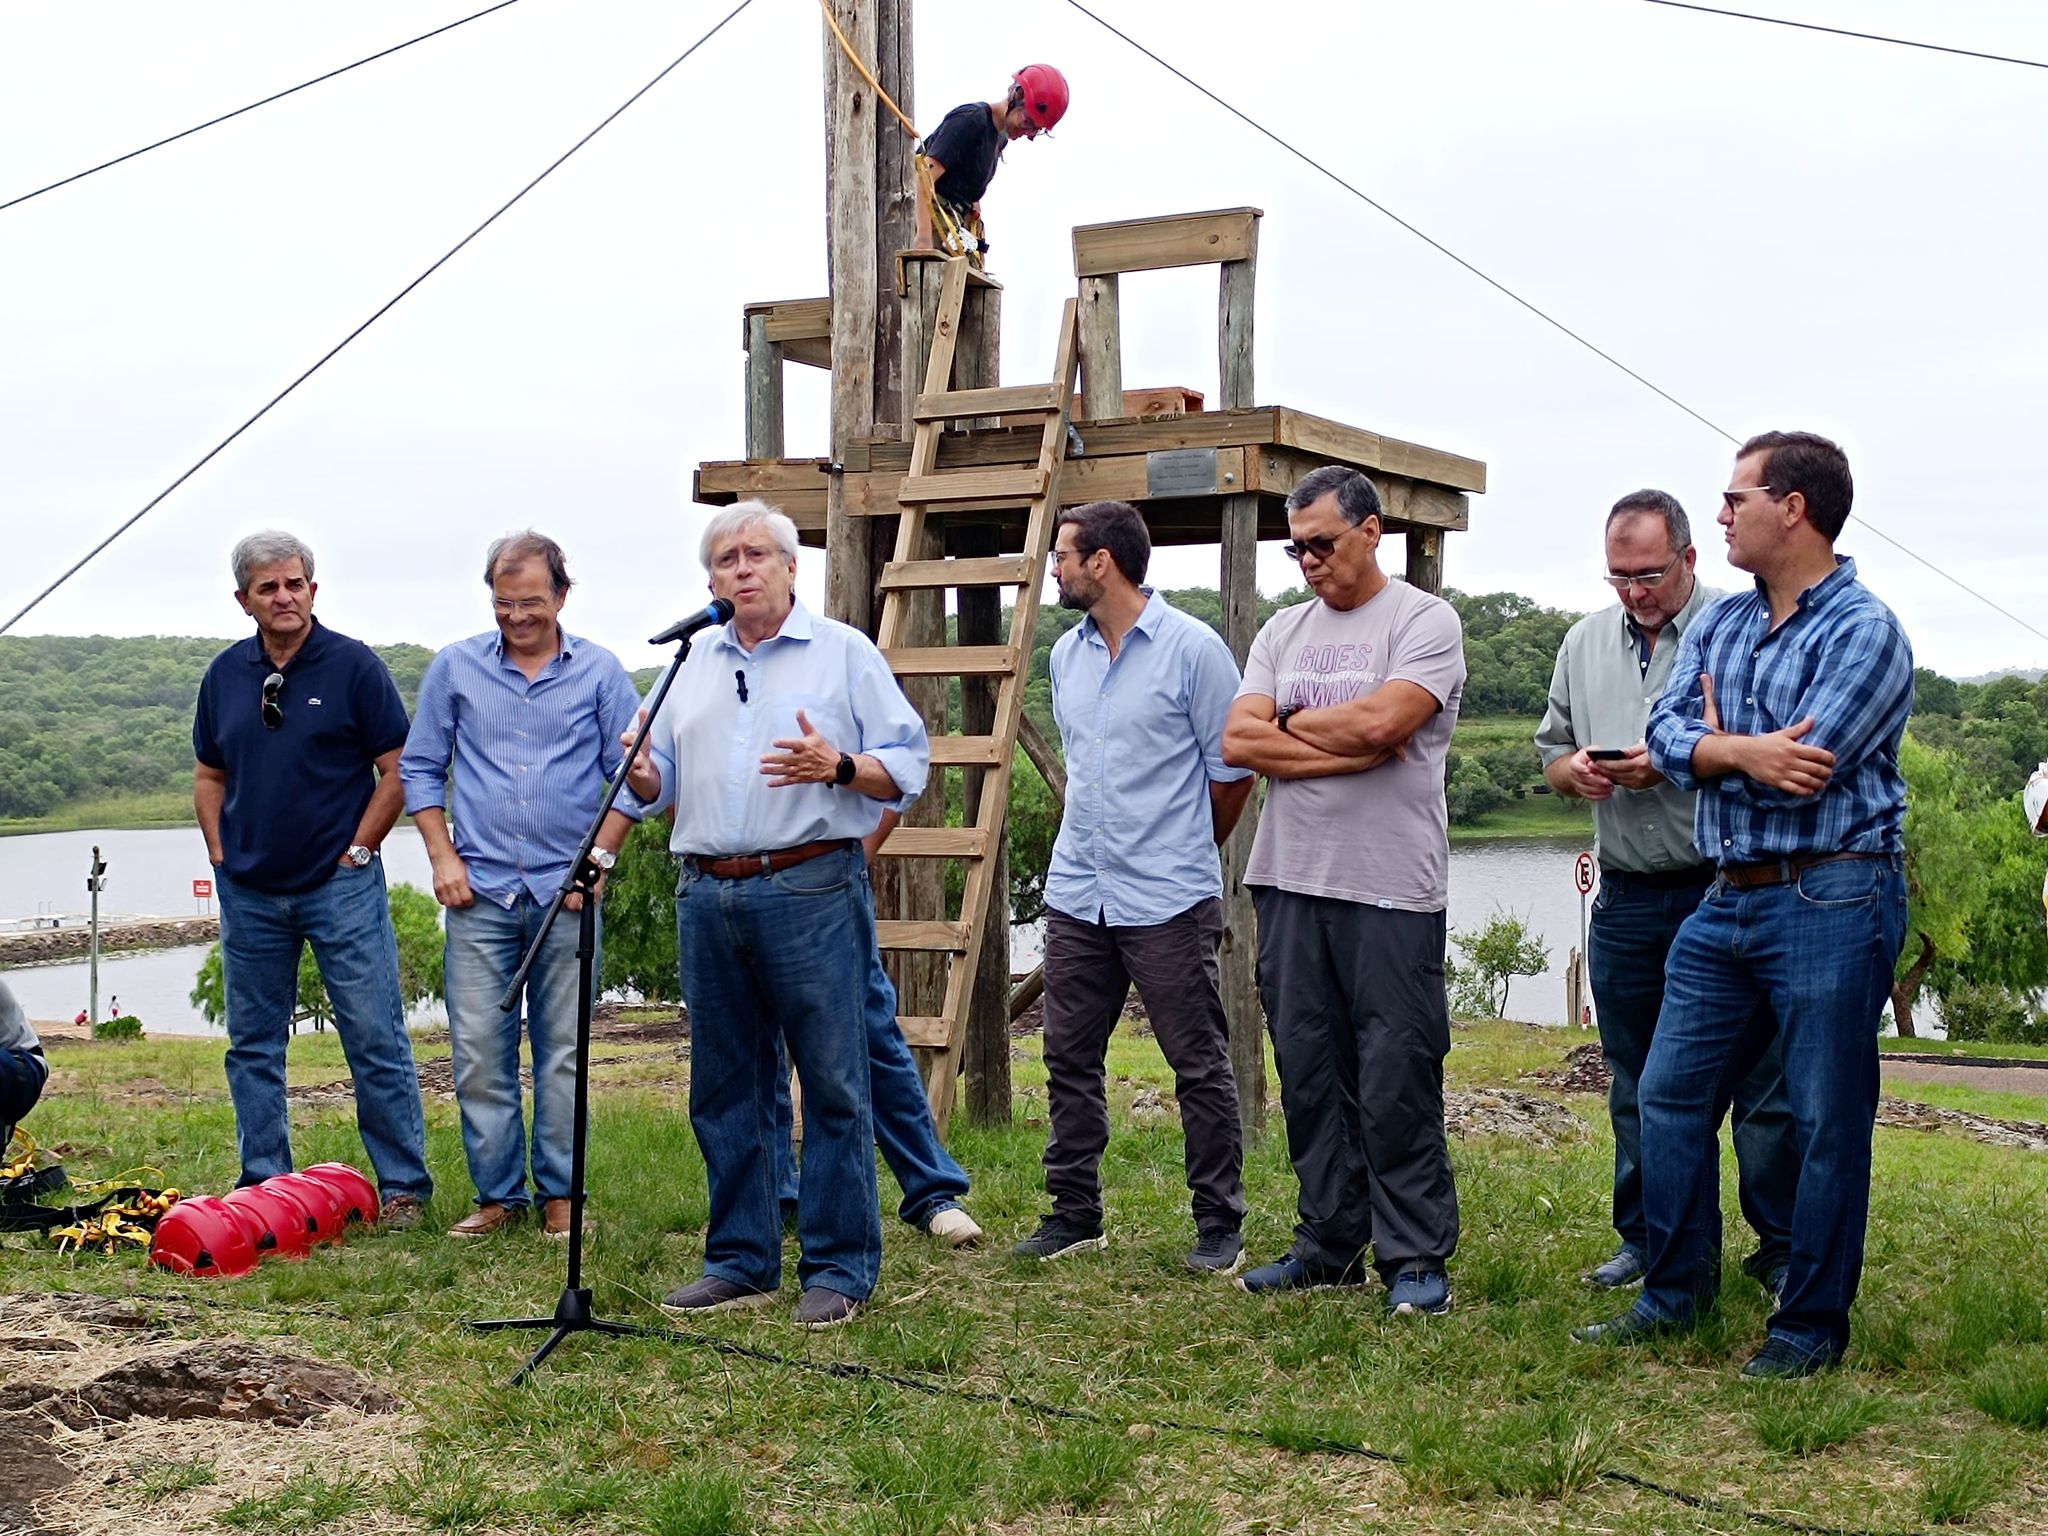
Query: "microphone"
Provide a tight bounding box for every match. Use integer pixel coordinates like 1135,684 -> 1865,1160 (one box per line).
735,670 -> 749,704
647,597 -> 735,646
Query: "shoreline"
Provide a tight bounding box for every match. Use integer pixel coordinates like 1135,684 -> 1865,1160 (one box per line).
0,915 -> 218,966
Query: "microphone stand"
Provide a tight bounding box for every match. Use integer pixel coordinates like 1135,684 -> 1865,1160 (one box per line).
466,625 -> 704,1385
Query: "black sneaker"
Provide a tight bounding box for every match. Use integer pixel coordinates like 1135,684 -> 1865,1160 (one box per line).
1741,1335 -> 1838,1380
1185,1228 -> 1246,1276
1236,1249 -> 1369,1295
1011,1214 -> 1108,1261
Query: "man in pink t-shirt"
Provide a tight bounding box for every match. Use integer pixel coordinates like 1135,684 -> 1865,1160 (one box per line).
1223,465 -> 1467,1316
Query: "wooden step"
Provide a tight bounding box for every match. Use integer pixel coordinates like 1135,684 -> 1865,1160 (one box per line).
897,467 -> 1047,505
877,919 -> 970,952
927,733 -> 1003,766
913,382 -> 1065,422
895,1015 -> 951,1049
883,645 -> 1014,676
875,826 -> 990,859
878,556 -> 1035,591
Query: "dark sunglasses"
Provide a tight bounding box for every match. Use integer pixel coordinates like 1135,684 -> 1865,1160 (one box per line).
1282,522 -> 1365,564
261,672 -> 285,730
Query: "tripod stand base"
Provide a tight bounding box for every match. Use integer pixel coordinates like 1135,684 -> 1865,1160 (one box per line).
468,1288 -> 653,1385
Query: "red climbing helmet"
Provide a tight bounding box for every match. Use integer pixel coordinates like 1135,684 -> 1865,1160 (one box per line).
222,1183 -> 318,1261
270,1172 -> 348,1244
302,1163 -> 378,1228
148,1195 -> 260,1279
1011,64 -> 1069,134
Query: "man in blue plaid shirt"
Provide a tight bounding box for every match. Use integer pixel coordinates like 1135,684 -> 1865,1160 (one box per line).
1574,430 -> 1912,1379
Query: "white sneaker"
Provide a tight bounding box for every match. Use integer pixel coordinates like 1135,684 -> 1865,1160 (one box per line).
923,1205 -> 984,1248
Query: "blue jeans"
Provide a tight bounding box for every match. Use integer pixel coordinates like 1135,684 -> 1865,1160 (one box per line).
771,943 -> 971,1228
1589,867 -> 1797,1274
444,894 -> 591,1209
675,844 -> 880,1299
214,859 -> 433,1200
1634,857 -> 1906,1358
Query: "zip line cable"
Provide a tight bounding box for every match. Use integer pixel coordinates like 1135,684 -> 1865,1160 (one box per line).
1058,0 -> 2048,652
0,0 -> 530,216
0,0 -> 758,638
1631,0 -> 2048,71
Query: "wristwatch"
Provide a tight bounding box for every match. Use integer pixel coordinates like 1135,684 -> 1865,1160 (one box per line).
1276,708 -> 1295,734
833,752 -> 858,787
588,846 -> 618,872
345,844 -> 374,867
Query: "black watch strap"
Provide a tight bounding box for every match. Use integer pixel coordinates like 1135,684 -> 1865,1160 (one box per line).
834,752 -> 858,787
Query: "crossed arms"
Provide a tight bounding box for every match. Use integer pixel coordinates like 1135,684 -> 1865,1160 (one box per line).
1222,679 -> 1440,779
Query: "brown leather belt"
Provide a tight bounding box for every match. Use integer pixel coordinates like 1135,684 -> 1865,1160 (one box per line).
685,839 -> 853,881
1717,851 -> 1884,890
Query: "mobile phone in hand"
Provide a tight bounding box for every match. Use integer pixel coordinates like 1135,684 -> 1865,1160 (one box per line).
1586,748 -> 1628,761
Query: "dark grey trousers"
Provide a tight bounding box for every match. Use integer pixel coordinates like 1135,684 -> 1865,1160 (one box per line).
1252,886 -> 1459,1279
1040,897 -> 1247,1233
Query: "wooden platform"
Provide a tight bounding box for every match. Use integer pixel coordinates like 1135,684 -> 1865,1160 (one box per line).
695,404 -> 1485,548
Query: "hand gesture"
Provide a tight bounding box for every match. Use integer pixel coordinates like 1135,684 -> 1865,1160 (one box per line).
621,709 -> 660,799
1741,716 -> 1834,796
429,851 -> 475,909
760,709 -> 840,788
1563,748 -> 1616,801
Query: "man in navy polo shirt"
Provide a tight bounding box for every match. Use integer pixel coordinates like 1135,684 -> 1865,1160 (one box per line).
193,531 -> 433,1226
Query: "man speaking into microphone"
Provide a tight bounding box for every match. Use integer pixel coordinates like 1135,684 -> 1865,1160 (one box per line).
621,501 -> 929,1330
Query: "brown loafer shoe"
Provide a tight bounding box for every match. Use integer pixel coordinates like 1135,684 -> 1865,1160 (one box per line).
542,1198 -> 586,1241
448,1203 -> 521,1239
378,1194 -> 425,1232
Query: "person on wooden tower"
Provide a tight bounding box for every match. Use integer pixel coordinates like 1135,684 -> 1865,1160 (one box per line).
912,63 -> 1068,266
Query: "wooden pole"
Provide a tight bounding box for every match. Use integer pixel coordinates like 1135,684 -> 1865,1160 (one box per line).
1077,275 -> 1122,420
823,0 -> 878,632
1405,526 -> 1444,594
744,313 -> 784,460
1217,227 -> 1265,1137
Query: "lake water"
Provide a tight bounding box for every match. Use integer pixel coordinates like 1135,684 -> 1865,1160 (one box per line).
1,825 -> 1931,1035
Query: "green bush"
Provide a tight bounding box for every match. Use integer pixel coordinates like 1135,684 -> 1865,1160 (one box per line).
92,1013 -> 143,1041
1939,982 -> 2048,1045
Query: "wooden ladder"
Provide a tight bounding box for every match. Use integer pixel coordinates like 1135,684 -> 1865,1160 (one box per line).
872,258 -> 1081,1131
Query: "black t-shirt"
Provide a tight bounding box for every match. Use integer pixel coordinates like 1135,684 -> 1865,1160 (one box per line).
921,101 -> 1004,209
193,621 -> 411,893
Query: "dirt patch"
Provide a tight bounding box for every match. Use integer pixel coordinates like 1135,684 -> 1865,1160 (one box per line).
1522,1041 -> 1612,1095
0,1292 -> 413,1536
1877,1097 -> 2048,1153
290,1044 -> 680,1103
1444,1088 -> 1585,1145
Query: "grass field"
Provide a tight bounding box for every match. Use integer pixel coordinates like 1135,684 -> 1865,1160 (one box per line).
6,1019 -> 2048,1535
0,791 -> 198,837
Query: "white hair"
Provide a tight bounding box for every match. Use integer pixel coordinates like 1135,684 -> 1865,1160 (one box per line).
231,531 -> 315,592
698,501 -> 799,572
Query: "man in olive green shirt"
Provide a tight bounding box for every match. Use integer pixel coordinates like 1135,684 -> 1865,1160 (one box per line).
1535,488 -> 1797,1296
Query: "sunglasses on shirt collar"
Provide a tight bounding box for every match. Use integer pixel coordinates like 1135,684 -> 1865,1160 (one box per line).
261,672 -> 285,730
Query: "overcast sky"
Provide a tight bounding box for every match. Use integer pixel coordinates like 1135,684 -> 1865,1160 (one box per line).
2,0 -> 2043,681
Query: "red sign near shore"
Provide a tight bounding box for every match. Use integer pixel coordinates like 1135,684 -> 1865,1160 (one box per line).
1572,852 -> 1595,895
192,879 -> 213,900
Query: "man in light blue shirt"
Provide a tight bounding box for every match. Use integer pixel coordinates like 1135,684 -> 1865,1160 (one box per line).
399,531 -> 641,1241
1014,499 -> 1255,1274
621,501 -> 931,1331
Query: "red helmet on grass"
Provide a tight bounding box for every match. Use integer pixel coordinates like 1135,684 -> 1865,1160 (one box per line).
148,1195 -> 259,1279
302,1163 -> 377,1227
1011,64 -> 1069,133
269,1172 -> 348,1244
222,1183 -> 317,1260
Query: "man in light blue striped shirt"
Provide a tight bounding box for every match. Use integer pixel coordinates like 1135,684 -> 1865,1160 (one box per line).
399,532 -> 641,1241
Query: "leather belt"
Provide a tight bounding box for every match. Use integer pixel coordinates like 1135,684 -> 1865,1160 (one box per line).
685,839 -> 853,881
1717,851 -> 1884,890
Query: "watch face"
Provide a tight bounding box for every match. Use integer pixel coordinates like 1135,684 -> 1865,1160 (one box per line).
835,753 -> 857,786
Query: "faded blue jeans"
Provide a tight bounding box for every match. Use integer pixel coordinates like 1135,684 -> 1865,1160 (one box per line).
1633,857 -> 1907,1359
1589,866 -> 1797,1278
214,858 -> 432,1200
771,941 -> 971,1228
675,844 -> 880,1300
444,893 -> 591,1209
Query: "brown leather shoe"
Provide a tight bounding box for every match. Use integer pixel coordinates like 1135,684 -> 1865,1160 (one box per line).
542,1199 -> 585,1240
448,1202 -> 520,1239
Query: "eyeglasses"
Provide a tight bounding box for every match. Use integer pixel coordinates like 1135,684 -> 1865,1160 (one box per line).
1282,523 -> 1365,563
1721,484 -> 1775,513
491,595 -> 552,615
1602,556 -> 1682,592
261,672 -> 285,730
710,544 -> 780,572
1048,546 -> 1090,566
